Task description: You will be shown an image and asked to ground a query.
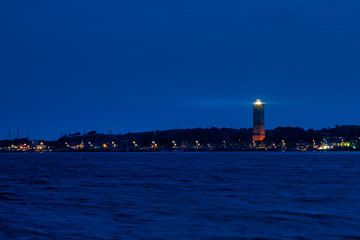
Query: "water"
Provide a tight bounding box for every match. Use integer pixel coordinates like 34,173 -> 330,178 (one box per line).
1,152 -> 360,239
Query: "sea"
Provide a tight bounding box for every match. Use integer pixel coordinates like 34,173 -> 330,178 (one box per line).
0,152 -> 360,240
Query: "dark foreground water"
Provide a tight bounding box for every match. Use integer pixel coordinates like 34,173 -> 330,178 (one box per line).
1,153 -> 360,239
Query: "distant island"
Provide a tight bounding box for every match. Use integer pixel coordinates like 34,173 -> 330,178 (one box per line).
1,125 -> 360,152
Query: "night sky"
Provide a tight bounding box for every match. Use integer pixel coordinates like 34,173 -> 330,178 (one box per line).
1,0 -> 360,139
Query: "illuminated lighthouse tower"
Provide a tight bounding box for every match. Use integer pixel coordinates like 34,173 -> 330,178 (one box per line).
253,99 -> 265,142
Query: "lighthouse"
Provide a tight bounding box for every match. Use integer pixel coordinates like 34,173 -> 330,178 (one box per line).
253,99 -> 265,142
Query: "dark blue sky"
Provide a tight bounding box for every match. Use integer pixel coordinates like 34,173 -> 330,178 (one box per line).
1,0 -> 360,139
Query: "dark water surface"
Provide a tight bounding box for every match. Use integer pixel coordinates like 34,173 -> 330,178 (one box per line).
1,152 -> 360,239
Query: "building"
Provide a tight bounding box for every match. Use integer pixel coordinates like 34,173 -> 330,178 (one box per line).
253,99 -> 265,142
